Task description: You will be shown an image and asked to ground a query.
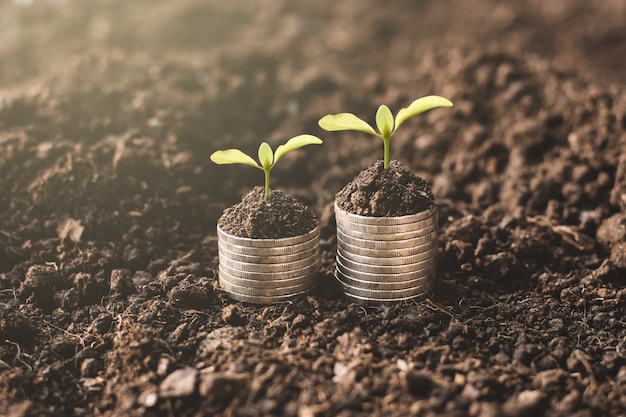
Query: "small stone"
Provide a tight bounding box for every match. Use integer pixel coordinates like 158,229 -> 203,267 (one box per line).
159,367 -> 197,398
138,388 -> 159,408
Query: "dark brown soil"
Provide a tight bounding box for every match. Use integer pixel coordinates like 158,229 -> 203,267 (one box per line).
335,160 -> 434,216
218,186 -> 317,239
1,1 -> 626,416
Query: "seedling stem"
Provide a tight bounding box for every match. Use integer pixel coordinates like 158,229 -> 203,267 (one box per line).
318,96 -> 453,169
210,135 -> 323,198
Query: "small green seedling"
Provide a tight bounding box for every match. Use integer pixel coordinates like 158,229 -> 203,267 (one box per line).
210,135 -> 322,197
318,95 -> 453,170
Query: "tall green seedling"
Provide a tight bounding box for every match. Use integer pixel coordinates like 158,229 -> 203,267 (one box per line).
318,95 -> 453,169
210,135 -> 322,198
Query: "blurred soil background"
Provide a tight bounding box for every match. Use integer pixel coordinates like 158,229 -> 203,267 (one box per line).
1,1 -> 626,416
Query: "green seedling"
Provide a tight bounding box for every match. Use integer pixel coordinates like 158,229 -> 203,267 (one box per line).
210,135 -> 323,198
318,95 -> 453,170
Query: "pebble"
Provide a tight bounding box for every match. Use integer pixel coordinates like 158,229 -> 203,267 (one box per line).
159,367 -> 197,398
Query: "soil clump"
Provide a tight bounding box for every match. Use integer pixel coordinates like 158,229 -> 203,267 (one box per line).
335,160 -> 434,216
218,186 -> 318,238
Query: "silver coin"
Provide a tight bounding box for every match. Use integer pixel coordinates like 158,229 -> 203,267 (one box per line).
335,257 -> 435,282
335,214 -> 437,234
337,228 -> 437,250
337,246 -> 437,267
336,251 -> 437,274
342,289 -> 431,304
334,202 -> 437,225
218,242 -> 318,264
219,250 -> 319,273
336,223 -> 437,241
219,269 -> 316,289
219,259 -> 320,281
217,234 -> 319,256
217,225 -> 319,248
336,238 -> 438,259
335,276 -> 433,299
336,224 -> 437,241
335,268 -> 431,290
222,289 -> 309,305
219,276 -> 315,297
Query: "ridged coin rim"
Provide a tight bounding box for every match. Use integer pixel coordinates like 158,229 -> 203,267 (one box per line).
219,259 -> 320,281
334,202 -> 437,225
218,241 -> 318,264
219,250 -> 320,273
335,269 -> 431,290
336,240 -> 438,261
219,276 -> 315,297
335,257 -> 435,282
218,267 -> 316,289
217,225 -> 319,248
336,228 -> 437,250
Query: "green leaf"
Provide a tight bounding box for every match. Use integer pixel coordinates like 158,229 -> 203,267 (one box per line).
375,105 -> 394,139
274,135 -> 323,165
318,113 -> 378,136
258,142 -> 274,170
210,149 -> 260,168
394,95 -> 453,132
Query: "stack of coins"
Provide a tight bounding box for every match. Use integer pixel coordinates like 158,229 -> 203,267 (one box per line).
217,226 -> 320,304
334,203 -> 438,302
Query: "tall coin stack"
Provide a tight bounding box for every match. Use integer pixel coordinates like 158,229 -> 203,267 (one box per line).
217,226 -> 320,304
334,203 -> 438,302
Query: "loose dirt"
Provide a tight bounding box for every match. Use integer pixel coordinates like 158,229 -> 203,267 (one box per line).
1,1 -> 626,416
218,187 -> 317,239
335,160 -> 434,216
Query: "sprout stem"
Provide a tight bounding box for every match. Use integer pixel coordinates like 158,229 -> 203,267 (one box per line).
264,169 -> 270,198
383,137 -> 391,170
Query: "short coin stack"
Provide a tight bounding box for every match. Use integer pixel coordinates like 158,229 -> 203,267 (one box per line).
334,203 -> 438,302
217,226 -> 320,304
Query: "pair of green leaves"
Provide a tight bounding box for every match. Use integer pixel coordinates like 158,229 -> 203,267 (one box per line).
210,134 -> 322,197
210,95 -> 452,196
318,95 -> 453,169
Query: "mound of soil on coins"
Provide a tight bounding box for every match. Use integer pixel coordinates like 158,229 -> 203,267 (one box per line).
335,160 -> 434,216
218,186 -> 318,238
